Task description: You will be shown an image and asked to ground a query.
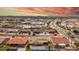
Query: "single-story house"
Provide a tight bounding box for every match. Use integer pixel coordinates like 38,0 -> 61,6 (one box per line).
0,36 -> 11,44
50,35 -> 70,47
29,37 -> 51,50
18,29 -> 31,35
43,27 -> 58,34
6,37 -> 29,47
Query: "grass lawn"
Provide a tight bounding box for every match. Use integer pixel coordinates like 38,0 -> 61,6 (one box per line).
0,45 -> 16,51
25,47 -> 31,51
0,48 -> 7,51
25,44 -> 31,51
0,45 -> 10,51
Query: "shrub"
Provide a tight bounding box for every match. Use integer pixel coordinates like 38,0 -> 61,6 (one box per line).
74,43 -> 79,48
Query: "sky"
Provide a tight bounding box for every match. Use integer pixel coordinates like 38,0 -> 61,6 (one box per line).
0,7 -> 79,16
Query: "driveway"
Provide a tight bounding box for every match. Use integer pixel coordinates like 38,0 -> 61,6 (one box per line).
17,48 -> 25,51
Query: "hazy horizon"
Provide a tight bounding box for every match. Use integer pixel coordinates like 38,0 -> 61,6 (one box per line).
0,7 -> 79,16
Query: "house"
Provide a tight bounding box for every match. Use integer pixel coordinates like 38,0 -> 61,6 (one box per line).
30,46 -> 48,51
51,35 -> 70,47
6,37 -> 29,47
30,21 -> 46,28
0,28 -> 6,33
29,37 -> 50,50
6,28 -> 18,35
32,28 -> 44,36
44,27 -> 58,35
18,29 -> 31,35
0,36 -> 11,44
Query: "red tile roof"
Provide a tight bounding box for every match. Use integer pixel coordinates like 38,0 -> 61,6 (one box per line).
0,39 -> 5,44
51,35 -> 70,44
0,36 -> 11,44
6,38 -> 28,44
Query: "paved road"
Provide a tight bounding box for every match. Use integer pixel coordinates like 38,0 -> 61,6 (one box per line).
49,20 -> 69,36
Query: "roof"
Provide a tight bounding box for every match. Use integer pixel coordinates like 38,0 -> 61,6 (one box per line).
51,35 -> 70,44
0,38 -> 5,44
29,37 -> 50,43
30,37 -> 50,41
0,36 -> 11,44
6,38 -> 28,44
18,29 -> 31,32
0,36 -> 11,38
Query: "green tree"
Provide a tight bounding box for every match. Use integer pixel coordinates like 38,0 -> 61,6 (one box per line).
74,43 -> 79,48
54,44 -> 59,49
